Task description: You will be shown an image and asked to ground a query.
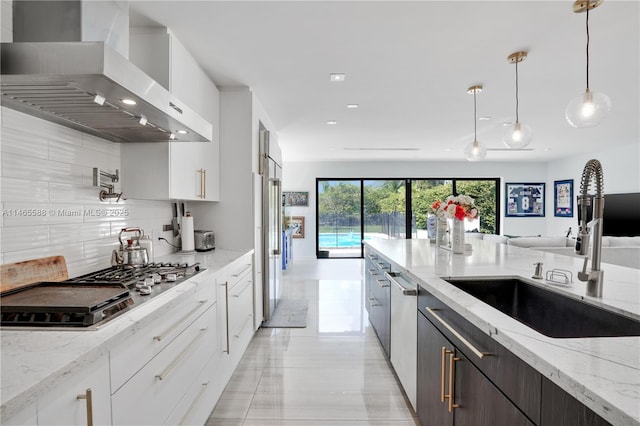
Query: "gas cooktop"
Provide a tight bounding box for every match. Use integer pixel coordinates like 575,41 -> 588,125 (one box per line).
0,262 -> 203,329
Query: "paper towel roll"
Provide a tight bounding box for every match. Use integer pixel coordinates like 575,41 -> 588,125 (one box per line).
181,215 -> 195,251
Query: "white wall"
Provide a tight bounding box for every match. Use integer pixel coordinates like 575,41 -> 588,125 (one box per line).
0,107 -> 177,277
545,142 -> 640,237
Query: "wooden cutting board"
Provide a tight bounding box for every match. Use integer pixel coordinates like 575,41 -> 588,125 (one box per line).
1,256 -> 68,293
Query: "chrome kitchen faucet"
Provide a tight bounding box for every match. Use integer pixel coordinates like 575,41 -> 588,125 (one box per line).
575,159 -> 605,297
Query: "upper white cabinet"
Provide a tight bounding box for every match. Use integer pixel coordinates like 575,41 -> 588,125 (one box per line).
124,28 -> 220,201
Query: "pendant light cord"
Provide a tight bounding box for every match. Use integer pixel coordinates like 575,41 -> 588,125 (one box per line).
515,60 -> 520,123
473,89 -> 477,141
586,6 -> 590,90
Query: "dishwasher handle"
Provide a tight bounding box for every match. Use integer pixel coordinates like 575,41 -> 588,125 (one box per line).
384,271 -> 417,296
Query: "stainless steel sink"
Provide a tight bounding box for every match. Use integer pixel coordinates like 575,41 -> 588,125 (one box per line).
444,278 -> 640,338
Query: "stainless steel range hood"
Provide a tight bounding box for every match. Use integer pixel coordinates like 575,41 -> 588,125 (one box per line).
1,1 -> 212,143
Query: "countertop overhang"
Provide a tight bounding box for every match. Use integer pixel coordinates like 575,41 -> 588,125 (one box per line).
365,238 -> 640,426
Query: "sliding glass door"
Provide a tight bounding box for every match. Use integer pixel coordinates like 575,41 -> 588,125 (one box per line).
316,178 -> 499,258
317,180 -> 362,258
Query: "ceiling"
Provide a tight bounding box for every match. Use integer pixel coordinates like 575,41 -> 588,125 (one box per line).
129,1 -> 639,163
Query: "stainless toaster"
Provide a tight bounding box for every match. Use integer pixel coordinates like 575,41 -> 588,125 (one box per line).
194,230 -> 215,251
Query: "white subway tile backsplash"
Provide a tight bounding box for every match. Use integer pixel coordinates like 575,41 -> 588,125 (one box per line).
0,177 -> 50,202
0,127 -> 50,159
2,152 -> 84,184
2,242 -> 84,265
83,238 -> 120,262
1,106 -> 176,268
50,182 -> 99,204
49,222 -> 112,245
0,225 -> 50,252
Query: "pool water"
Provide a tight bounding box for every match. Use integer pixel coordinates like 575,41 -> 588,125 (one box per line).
319,233 -> 370,248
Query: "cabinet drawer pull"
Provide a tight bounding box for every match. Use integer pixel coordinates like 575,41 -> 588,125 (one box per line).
384,271 -> 417,296
448,353 -> 460,412
156,327 -> 208,381
179,382 -> 209,425
221,281 -> 230,354
232,280 -> 252,298
76,388 -> 93,426
232,263 -> 252,277
153,300 -> 207,342
233,313 -> 253,339
426,307 -> 488,359
440,347 -> 453,402
376,278 -> 390,288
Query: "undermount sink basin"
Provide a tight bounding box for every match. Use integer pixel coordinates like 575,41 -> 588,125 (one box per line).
444,278 -> 640,338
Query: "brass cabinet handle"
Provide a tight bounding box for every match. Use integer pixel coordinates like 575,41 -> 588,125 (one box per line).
426,307 -> 489,359
440,347 -> 453,402
179,382 -> 209,425
76,388 -> 93,426
156,327 -> 208,381
234,313 -> 253,339
448,353 -> 460,412
232,263 -> 252,277
153,300 -> 207,341
232,280 -> 252,298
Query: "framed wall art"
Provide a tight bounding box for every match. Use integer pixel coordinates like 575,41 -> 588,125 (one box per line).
554,179 -> 574,217
283,191 -> 309,207
505,182 -> 545,217
286,216 -> 305,238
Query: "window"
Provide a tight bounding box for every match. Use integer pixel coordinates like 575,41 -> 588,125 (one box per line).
316,178 -> 499,258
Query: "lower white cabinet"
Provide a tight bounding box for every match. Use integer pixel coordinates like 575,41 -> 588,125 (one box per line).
217,253 -> 254,368
111,304 -> 217,425
37,355 -> 112,426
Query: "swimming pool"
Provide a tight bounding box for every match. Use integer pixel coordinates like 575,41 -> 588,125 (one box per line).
319,233 -> 370,248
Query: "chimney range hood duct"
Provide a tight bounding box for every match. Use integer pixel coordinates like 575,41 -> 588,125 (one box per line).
1,1 -> 212,143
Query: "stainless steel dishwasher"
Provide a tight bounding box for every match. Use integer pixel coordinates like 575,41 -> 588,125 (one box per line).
386,270 -> 418,411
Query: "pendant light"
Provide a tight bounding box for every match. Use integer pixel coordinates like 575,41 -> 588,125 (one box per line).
503,51 -> 533,149
565,0 -> 611,127
464,85 -> 487,161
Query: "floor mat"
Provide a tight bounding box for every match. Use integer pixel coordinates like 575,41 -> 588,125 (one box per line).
261,299 -> 308,328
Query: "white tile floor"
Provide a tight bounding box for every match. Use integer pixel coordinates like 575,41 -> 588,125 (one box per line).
207,258 -> 419,425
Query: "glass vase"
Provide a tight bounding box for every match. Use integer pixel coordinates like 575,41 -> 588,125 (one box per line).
451,219 -> 465,254
436,216 -> 448,248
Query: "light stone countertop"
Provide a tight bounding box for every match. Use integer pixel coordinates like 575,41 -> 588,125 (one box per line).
365,238 -> 640,426
0,248 -> 251,423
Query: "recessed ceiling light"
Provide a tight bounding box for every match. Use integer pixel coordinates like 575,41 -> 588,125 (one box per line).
479,116 -> 492,121
176,129 -> 189,134
501,121 -> 512,127
346,104 -> 359,109
330,73 -> 346,82
326,120 -> 337,125
121,98 -> 137,106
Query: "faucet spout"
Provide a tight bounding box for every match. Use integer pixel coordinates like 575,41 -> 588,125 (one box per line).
575,159 -> 605,297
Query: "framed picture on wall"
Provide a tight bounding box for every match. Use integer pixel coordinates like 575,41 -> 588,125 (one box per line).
283,191 -> 309,207
286,216 -> 305,238
505,182 -> 545,217
554,179 -> 574,217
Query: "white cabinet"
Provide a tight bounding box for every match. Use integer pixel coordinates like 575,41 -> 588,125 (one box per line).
122,140 -> 219,201
110,273 -> 219,425
37,356 -> 112,426
217,253 -> 255,370
124,28 -> 220,201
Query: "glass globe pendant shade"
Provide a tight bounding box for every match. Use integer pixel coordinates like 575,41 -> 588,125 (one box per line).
464,139 -> 487,161
565,89 -> 611,128
503,121 -> 533,149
